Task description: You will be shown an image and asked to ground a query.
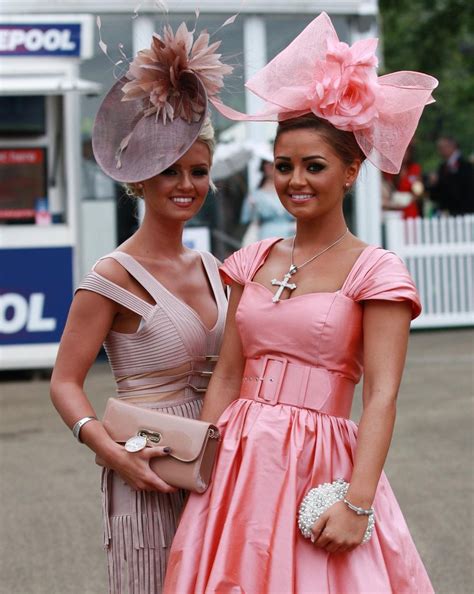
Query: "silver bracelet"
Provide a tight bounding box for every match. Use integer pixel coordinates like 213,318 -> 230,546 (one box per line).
298,479 -> 376,545
72,416 -> 97,442
343,497 -> 374,516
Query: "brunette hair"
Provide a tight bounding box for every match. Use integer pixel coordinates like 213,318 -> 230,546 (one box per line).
125,117 -> 216,198
274,114 -> 365,167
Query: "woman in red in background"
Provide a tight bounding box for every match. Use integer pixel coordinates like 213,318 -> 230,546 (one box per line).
383,144 -> 423,218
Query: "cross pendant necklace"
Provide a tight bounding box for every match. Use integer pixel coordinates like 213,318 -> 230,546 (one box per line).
271,266 -> 297,303
271,228 -> 349,303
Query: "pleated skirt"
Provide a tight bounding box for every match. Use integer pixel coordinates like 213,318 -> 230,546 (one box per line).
101,394 -> 203,594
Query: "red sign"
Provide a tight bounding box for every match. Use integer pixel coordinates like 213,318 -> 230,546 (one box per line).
0,147 -> 47,220
0,208 -> 35,220
0,148 -> 44,165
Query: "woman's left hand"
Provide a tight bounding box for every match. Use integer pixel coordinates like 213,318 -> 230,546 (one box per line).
311,501 -> 368,554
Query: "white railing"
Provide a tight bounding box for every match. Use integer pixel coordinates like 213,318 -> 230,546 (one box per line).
385,214 -> 474,328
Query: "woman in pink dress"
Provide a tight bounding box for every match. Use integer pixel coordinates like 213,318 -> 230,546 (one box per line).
164,13 -> 437,594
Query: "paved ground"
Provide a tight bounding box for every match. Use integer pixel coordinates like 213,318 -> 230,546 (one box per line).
0,329 -> 473,594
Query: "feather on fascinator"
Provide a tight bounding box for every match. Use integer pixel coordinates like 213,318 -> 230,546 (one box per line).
211,12 -> 438,174
92,22 -> 233,183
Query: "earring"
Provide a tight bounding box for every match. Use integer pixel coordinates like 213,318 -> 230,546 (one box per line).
344,182 -> 350,190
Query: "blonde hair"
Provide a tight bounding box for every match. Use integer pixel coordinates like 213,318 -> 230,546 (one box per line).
125,116 -> 216,198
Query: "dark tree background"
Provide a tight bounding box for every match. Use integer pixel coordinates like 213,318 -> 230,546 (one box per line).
379,0 -> 474,170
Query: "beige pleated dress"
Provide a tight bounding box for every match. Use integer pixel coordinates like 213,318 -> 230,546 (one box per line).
78,250 -> 226,594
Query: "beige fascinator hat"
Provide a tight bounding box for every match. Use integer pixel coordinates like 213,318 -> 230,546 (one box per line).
92,23 -> 233,183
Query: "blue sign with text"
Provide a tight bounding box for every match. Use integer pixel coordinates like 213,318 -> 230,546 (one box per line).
0,247 -> 73,345
0,24 -> 81,57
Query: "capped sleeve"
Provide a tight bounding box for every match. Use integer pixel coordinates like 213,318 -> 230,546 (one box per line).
346,249 -> 421,319
219,238 -> 281,286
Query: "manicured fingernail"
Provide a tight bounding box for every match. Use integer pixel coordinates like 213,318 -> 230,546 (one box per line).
163,447 -> 172,454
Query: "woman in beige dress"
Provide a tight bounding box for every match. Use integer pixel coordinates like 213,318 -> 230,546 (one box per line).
50,22 -> 231,594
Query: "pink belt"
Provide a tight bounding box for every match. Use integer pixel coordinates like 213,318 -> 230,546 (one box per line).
240,356 -> 355,419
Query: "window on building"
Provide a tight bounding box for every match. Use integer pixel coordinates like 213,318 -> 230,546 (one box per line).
0,96 -> 46,136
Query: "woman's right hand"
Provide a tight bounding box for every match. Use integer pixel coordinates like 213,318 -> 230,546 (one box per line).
50,288 -> 178,495
107,444 -> 177,493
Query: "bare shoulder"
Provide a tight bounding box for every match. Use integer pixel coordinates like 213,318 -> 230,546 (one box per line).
93,256 -> 130,288
78,256 -> 137,306
265,237 -> 292,259
185,248 -> 220,270
274,237 -> 292,251
346,234 -> 369,253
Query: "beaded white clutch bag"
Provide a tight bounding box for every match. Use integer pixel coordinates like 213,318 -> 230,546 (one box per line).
298,478 -> 375,544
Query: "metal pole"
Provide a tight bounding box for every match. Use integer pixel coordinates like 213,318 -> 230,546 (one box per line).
350,15 -> 382,246
243,15 -> 267,192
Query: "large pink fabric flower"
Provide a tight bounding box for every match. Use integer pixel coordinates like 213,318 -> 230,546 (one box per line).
309,38 -> 381,131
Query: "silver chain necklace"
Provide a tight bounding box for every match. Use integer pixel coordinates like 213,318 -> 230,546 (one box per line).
271,227 -> 349,303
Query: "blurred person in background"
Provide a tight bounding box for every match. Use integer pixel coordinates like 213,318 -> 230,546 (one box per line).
429,135 -> 474,215
382,143 -> 424,219
240,147 -> 295,244
81,137 -> 115,200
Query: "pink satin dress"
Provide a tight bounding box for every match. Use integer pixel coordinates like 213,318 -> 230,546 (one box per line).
164,238 -> 434,594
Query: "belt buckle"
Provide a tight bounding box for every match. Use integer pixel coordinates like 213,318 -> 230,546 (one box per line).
255,356 -> 288,405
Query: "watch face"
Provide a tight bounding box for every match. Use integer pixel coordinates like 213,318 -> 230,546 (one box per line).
125,435 -> 147,453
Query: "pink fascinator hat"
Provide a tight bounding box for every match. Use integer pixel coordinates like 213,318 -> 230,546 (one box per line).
212,12 -> 438,174
93,23 -> 233,183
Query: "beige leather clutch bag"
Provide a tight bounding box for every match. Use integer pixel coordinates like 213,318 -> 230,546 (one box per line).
97,397 -> 220,493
